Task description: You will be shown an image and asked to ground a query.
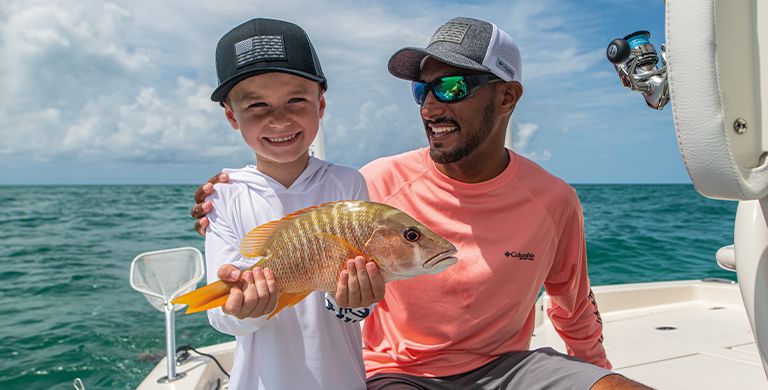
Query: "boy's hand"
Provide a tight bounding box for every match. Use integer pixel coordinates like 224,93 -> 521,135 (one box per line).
335,256 -> 386,308
191,173 -> 230,236
218,263 -> 279,319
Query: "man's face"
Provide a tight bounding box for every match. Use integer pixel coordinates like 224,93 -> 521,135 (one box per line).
223,72 -> 325,164
418,58 -> 498,164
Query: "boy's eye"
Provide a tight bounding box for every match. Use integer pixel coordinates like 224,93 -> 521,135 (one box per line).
248,102 -> 268,109
288,97 -> 306,103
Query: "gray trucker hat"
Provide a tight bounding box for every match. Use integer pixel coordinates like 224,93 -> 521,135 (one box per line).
388,17 -> 522,82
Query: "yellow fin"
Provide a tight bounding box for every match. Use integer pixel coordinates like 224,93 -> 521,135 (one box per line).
314,233 -> 365,259
268,292 -> 310,319
240,220 -> 281,257
172,280 -> 232,314
185,295 -> 229,314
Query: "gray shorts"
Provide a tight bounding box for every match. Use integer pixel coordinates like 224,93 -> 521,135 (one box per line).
366,347 -> 613,390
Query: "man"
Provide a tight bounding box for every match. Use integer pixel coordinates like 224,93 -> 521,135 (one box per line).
193,17 -> 651,390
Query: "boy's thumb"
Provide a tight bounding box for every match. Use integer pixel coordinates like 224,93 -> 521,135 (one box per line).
218,264 -> 240,282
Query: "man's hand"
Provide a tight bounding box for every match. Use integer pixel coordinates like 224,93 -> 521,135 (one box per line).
191,173 -> 230,236
218,263 -> 279,319
334,256 -> 386,308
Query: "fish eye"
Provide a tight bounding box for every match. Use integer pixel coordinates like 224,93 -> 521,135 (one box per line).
403,227 -> 422,242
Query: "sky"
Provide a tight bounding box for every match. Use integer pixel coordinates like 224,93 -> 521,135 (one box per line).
0,0 -> 682,185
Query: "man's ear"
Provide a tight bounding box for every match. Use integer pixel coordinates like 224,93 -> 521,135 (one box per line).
498,81 -> 523,116
223,100 -> 240,130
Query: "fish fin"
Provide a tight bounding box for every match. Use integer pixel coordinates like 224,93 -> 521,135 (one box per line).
171,280 -> 231,314
314,233 -> 365,259
282,203 -> 327,219
268,292 -> 310,319
184,295 -> 230,314
240,220 -> 282,257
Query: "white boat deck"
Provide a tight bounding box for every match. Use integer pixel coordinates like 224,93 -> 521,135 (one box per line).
137,279 -> 768,389
531,279 -> 767,389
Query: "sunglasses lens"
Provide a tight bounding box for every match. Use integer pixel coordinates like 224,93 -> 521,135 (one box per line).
434,76 -> 468,102
412,82 -> 427,105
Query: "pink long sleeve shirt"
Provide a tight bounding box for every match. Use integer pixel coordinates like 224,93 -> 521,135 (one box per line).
359,148 -> 610,378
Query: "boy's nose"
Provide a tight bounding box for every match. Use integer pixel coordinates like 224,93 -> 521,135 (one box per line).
268,109 -> 292,127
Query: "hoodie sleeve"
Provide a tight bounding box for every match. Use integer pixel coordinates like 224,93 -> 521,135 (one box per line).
204,190 -> 269,336
543,194 -> 611,369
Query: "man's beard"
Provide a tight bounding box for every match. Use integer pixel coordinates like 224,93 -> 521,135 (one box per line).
429,104 -> 495,164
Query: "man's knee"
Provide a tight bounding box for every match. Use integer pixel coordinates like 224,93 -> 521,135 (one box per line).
590,373 -> 654,390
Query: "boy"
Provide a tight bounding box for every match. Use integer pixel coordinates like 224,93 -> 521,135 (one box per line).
202,18 -> 382,389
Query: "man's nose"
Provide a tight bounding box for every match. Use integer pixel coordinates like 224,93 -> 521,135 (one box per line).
420,90 -> 445,120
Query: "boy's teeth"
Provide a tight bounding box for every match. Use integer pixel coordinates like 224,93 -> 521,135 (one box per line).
268,133 -> 297,143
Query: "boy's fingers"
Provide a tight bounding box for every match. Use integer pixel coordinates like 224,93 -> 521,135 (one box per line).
354,256 -> 373,306
335,270 -> 350,307
367,262 -> 386,301
252,268 -> 272,315
263,268 -> 279,313
239,270 -> 260,318
217,264 -> 241,282
223,285 -> 244,316
346,259 -> 361,307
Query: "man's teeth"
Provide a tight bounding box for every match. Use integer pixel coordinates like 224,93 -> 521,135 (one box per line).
431,126 -> 457,134
268,133 -> 298,143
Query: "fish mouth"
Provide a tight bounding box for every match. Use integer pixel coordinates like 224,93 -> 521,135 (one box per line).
423,249 -> 459,269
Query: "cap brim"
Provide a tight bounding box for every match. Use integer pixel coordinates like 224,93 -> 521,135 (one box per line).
210,68 -> 327,102
388,46 -> 491,81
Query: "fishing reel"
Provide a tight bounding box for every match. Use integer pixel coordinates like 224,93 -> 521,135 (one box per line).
606,31 -> 669,110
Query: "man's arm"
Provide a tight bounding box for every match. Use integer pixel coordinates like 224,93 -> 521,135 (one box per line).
544,195 -> 611,369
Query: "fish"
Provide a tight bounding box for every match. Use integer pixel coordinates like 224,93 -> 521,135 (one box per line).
172,200 -> 458,318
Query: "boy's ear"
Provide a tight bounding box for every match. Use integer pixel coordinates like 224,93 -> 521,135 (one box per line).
223,100 -> 240,130
318,92 -> 326,119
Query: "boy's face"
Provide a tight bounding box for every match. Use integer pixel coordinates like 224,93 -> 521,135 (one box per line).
223,72 -> 325,164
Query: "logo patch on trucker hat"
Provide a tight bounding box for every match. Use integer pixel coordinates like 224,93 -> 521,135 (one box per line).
234,35 -> 287,68
496,58 -> 516,79
430,21 -> 470,44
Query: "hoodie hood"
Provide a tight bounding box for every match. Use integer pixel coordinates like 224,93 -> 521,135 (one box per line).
222,157 -> 330,193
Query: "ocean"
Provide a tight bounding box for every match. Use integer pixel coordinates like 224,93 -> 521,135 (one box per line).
0,184 -> 738,389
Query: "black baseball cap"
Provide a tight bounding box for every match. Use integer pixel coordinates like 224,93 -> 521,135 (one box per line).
211,18 -> 327,103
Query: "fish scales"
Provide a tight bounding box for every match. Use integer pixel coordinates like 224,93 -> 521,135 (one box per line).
258,202 -> 379,293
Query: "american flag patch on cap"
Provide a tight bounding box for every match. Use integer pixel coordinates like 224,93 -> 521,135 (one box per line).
234,35 -> 286,68
430,22 -> 470,44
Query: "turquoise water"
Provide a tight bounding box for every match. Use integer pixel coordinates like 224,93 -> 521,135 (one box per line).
0,185 -> 737,389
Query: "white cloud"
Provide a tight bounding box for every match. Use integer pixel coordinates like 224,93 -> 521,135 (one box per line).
510,121 -> 551,162
0,0 -> 610,172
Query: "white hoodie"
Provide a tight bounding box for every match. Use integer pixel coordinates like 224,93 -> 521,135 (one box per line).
205,157 -> 369,390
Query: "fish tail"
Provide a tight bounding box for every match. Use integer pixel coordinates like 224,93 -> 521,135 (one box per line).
172,281 -> 231,314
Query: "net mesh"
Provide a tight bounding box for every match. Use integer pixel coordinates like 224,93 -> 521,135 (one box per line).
130,247 -> 204,312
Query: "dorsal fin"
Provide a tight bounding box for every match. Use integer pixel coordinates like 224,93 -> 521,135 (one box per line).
239,203 -> 338,257
240,220 -> 281,257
